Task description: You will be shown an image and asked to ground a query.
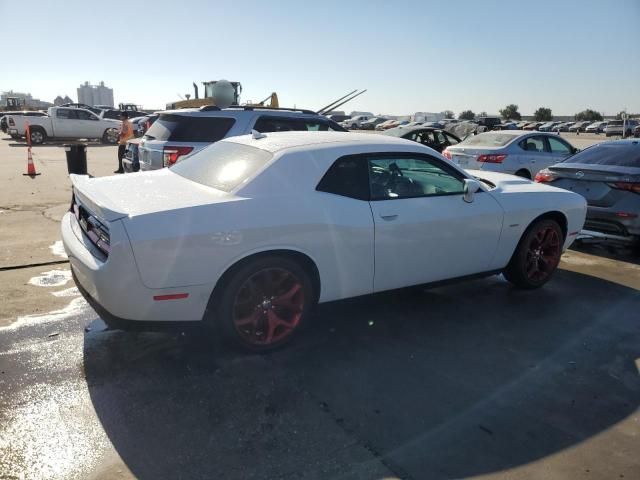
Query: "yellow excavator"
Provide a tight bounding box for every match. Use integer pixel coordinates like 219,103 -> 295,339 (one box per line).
166,81 -> 279,110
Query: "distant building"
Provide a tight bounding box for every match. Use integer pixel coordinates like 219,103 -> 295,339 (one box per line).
77,81 -> 114,107
412,112 -> 446,122
53,95 -> 74,106
1,90 -> 52,109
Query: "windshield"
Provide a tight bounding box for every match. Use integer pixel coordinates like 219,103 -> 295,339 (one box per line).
563,141 -> 640,167
458,132 -> 516,147
171,141 -> 273,191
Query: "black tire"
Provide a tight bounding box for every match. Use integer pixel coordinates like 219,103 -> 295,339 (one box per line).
102,128 -> 118,144
29,127 -> 46,144
208,255 -> 315,352
503,219 -> 564,289
515,169 -> 531,179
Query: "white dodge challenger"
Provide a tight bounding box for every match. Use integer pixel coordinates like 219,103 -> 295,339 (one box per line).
62,131 -> 586,351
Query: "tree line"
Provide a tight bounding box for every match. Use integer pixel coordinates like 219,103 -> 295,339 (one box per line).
447,105 -> 631,122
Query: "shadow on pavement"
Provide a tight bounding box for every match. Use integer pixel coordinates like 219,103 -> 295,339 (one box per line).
84,270 -> 640,479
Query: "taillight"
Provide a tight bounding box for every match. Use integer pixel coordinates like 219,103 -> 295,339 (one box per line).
477,154 -> 507,163
535,169 -> 558,183
442,149 -> 452,160
607,182 -> 640,194
163,146 -> 194,167
8,117 -> 15,126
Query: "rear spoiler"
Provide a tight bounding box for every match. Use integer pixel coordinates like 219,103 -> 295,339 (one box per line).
70,174 -> 127,222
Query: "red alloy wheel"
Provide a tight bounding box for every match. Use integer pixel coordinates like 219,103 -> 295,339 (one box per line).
525,226 -> 561,282
232,268 -> 305,346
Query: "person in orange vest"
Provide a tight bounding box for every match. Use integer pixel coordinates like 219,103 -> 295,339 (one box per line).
115,112 -> 134,174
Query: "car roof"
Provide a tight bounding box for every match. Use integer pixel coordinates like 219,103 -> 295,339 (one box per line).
162,107 -> 324,119
224,131 -> 417,153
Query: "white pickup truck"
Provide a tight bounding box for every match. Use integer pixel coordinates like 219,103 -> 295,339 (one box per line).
6,107 -> 121,144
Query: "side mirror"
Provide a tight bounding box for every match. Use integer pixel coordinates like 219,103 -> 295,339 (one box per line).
463,179 -> 481,203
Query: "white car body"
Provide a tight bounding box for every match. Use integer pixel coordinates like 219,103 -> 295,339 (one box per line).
6,106 -> 120,143
62,132 -> 586,327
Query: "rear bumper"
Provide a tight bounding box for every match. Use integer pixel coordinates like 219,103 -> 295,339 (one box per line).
61,212 -> 211,324
72,269 -> 201,331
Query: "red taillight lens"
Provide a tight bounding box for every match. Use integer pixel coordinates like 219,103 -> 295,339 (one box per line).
442,149 -> 452,160
607,182 -> 640,194
477,154 -> 507,163
534,169 -> 558,183
163,146 -> 194,167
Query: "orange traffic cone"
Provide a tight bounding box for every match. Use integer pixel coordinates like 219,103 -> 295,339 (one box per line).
22,121 -> 40,177
23,148 -> 40,177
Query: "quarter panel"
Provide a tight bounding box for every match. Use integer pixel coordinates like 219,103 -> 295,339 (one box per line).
123,193 -> 375,302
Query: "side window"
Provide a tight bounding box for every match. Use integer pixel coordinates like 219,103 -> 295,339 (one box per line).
417,131 -> 436,145
519,136 -> 545,153
547,136 -> 571,154
254,116 -> 335,132
444,133 -> 459,145
368,155 -> 466,200
254,117 -> 296,132
56,109 -> 71,119
435,131 -> 449,145
76,110 -> 94,120
316,156 -> 369,200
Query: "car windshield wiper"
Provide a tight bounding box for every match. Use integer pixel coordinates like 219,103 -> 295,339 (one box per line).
143,135 -> 155,140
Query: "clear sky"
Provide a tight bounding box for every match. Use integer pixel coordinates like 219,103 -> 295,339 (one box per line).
1,0 -> 639,116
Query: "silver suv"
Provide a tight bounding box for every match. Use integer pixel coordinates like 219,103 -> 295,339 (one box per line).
135,106 -> 346,171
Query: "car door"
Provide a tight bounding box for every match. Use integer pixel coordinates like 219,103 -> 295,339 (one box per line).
53,108 -> 78,137
545,135 -> 575,166
517,135 -> 552,176
75,109 -> 103,138
367,153 -> 504,292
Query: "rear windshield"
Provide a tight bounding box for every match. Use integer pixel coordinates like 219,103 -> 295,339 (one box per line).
145,114 -> 235,142
563,142 -> 640,167
171,141 -> 273,192
458,132 -> 516,147
607,120 -> 623,127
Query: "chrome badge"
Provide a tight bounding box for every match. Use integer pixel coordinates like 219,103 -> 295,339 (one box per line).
575,171 -> 585,178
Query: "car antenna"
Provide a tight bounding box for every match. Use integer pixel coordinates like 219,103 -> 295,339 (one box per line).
251,130 -> 267,140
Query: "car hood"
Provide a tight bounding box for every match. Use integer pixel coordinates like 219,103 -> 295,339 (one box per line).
467,170 -> 562,194
71,169 -> 234,222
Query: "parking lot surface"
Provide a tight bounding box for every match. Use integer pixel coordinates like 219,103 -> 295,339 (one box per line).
1,134 -> 639,480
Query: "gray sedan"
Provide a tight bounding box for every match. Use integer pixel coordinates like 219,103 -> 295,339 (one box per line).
442,131 -> 579,179
536,139 -> 640,246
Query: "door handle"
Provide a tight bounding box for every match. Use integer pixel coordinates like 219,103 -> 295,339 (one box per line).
380,214 -> 398,221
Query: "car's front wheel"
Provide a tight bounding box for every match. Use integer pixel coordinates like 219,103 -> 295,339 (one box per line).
503,219 -> 564,289
211,255 -> 314,352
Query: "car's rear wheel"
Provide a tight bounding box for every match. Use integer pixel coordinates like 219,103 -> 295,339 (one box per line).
212,256 -> 314,352
102,128 -> 119,144
515,169 -> 531,179
503,219 -> 563,289
29,127 -> 46,144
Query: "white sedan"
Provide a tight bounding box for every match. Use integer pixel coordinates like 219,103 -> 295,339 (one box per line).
62,132 -> 587,351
